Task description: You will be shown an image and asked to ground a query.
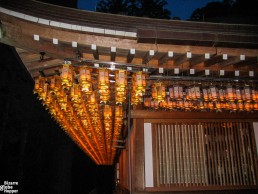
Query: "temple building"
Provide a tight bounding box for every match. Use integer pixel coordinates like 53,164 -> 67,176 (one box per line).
0,0 -> 258,193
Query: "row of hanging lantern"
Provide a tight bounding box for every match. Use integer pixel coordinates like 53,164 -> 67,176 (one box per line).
34,64 -> 140,165
145,81 -> 258,112
34,63 -> 258,163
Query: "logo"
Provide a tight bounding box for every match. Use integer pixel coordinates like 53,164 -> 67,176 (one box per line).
0,181 -> 18,193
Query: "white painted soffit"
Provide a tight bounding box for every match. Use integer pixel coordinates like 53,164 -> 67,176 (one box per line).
0,6 -> 137,38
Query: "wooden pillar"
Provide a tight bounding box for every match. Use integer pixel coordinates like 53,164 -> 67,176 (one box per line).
132,118 -> 145,192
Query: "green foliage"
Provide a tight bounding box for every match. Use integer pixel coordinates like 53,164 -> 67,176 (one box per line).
96,0 -> 171,19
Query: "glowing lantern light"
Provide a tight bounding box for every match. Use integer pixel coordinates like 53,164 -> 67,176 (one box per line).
152,82 -> 166,102
79,66 -> 92,95
115,70 -> 127,104
70,84 -> 82,104
209,85 -> 219,102
225,84 -> 236,102
218,86 -> 226,102
98,68 -> 110,103
235,85 -> 243,102
34,77 -> 45,94
131,71 -> 147,105
61,64 -> 73,88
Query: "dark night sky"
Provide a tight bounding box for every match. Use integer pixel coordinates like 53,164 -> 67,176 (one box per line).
77,0 -> 221,20
0,43 -> 114,194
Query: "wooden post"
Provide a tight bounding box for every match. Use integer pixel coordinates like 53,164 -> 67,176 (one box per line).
132,118 -> 145,192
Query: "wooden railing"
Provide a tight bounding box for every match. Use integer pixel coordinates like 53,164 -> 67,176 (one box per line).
152,122 -> 257,188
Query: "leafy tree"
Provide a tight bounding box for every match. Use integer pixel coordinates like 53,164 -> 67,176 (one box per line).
96,0 -> 171,19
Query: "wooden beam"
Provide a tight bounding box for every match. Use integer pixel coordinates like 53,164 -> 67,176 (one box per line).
127,48 -> 135,63
91,44 -> 99,60
158,51 -> 173,66
110,46 -> 116,62
173,52 -> 192,66
131,110 -> 258,120
142,50 -> 155,64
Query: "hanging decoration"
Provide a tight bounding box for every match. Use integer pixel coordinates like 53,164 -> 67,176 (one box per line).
34,63 -> 258,165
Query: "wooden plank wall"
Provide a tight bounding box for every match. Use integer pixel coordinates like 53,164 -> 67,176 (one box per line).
152,122 -> 258,188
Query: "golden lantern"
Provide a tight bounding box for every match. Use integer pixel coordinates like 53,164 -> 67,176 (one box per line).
209,85 -> 219,102
215,101 -> 222,112
191,85 -> 201,100
235,85 -> 243,102
244,102 -> 253,112
104,105 -> 112,119
132,71 -> 146,96
184,100 -> 191,111
152,82 -> 166,102
115,105 -> 123,118
225,83 -> 236,102
38,82 -> 49,101
50,76 -> 62,95
177,100 -> 184,110
98,68 -> 110,103
88,92 -> 96,105
251,87 -> 258,102
202,86 -> 209,102
253,102 -> 258,111
79,66 -> 93,95
218,86 -> 226,102
241,85 -> 252,102
208,102 -> 214,111
34,77 -> 45,94
144,96 -> 151,108
238,102 -> 244,112
70,84 -> 82,104
171,85 -> 184,101
185,86 -> 192,101
115,70 -> 127,104
61,64 -> 73,88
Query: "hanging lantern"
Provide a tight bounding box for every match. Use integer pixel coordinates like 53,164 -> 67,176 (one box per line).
202,86 -> 209,102
115,70 -> 127,104
103,105 -> 112,119
238,102 -> 244,112
191,85 -> 201,101
61,64 -> 73,88
185,85 -> 192,101
225,83 -> 236,102
98,68 -> 110,103
144,96 -> 151,108
209,85 -> 219,102
152,82 -> 166,102
50,76 -> 62,95
235,85 -> 243,102
215,101 -> 222,112
184,101 -> 191,111
70,84 -> 82,104
132,71 -> 146,96
244,102 -> 253,112
34,77 -> 45,94
115,105 -> 123,118
88,92 -> 96,105
251,86 -> 258,102
79,66 -> 93,95
218,85 -> 226,102
253,102 -> 258,111
172,85 -> 184,101
241,85 -> 252,102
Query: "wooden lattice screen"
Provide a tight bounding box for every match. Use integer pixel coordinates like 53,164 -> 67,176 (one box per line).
152,122 -> 257,187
